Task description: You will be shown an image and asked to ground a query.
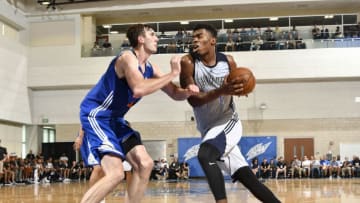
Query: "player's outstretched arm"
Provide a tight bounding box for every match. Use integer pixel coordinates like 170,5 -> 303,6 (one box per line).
116,51 -> 181,98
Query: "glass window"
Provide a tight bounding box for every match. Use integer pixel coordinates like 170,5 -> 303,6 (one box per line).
42,127 -> 55,143
343,15 -> 357,24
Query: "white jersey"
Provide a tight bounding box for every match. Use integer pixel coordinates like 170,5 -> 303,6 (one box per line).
192,52 -> 237,136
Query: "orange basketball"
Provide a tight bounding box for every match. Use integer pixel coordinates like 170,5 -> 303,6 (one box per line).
227,67 -> 256,96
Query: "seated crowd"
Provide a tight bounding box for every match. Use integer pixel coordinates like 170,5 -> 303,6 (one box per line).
250,154 -> 360,179
150,156 -> 189,181
0,151 -> 92,186
0,149 -> 190,186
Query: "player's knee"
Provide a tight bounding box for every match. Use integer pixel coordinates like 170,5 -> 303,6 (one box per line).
142,156 -> 154,172
197,143 -> 220,165
110,169 -> 125,183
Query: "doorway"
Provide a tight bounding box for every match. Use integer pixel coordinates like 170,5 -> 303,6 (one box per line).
284,138 -> 314,165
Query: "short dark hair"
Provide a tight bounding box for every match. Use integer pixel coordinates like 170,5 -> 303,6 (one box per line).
126,24 -> 153,48
193,24 -> 218,38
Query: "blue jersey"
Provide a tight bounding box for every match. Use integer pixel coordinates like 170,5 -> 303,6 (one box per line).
79,51 -> 154,164
80,52 -> 154,119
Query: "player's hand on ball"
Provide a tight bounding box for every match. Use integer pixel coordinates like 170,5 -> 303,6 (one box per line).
222,76 -> 244,96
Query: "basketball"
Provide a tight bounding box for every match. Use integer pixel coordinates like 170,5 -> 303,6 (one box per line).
227,67 -> 256,96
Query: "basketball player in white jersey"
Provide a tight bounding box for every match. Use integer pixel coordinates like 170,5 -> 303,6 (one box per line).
180,24 -> 280,203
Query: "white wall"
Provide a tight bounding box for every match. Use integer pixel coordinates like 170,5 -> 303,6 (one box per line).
0,123 -> 23,157
0,26 -> 31,124
27,48 -> 360,88
30,81 -> 360,124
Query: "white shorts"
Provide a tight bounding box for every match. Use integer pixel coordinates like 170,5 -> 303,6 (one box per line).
202,118 -> 248,176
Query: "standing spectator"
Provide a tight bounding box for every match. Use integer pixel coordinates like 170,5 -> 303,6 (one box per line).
0,139 -> 7,177
334,26 -> 342,38
26,150 -> 35,161
312,24 -> 321,39
225,37 -> 235,52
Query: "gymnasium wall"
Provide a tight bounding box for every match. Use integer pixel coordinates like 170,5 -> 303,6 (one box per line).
0,122 -> 23,157
0,27 -> 31,124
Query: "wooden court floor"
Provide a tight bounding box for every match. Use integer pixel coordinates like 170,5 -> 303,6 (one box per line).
0,178 -> 360,203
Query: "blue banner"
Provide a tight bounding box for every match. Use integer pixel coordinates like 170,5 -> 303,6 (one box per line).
178,136 -> 277,177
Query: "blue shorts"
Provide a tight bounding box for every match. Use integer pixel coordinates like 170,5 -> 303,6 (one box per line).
80,116 -> 136,167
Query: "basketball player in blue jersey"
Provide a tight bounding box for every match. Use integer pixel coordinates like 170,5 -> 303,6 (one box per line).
180,24 -> 280,203
79,24 -> 199,203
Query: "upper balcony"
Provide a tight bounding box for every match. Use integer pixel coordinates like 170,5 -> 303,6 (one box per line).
81,14 -> 360,57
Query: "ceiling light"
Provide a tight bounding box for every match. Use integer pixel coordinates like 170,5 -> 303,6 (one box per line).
269,17 -> 279,21
324,15 -> 334,19
37,0 -> 50,5
109,31 -> 119,34
224,19 -> 233,23
180,21 -> 189,25
103,24 -> 112,29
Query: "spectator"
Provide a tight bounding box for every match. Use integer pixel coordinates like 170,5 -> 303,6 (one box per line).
179,162 -> 189,180
274,26 -> 282,40
341,157 -> 352,178
25,150 -> 35,161
250,35 -> 263,51
166,41 -> 177,53
248,26 -> 257,37
320,155 -> 330,177
312,24 -> 321,39
310,156 -> 321,178
352,155 -> 360,177
320,25 -> 330,39
263,26 -> 273,41
168,156 -> 180,180
102,39 -> 112,48
0,139 -> 8,178
260,158 -> 271,179
225,37 -> 235,52
291,155 -> 302,178
334,26 -> 342,38
329,156 -> 341,178
70,160 -> 81,180
251,157 -> 259,178
276,156 -> 287,179
301,155 -> 311,177
92,41 -> 100,49
121,39 -> 130,48
269,158 -> 277,178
